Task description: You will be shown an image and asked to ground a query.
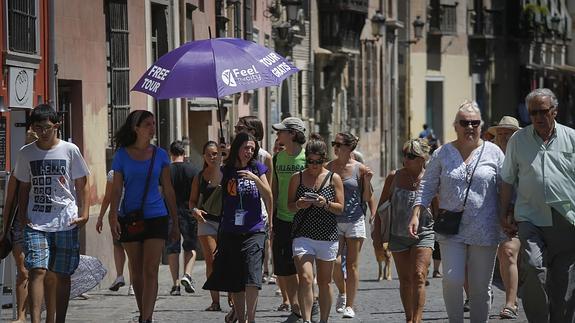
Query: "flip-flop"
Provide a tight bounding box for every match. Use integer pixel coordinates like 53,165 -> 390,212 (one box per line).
205,303 -> 221,312
499,305 -> 518,319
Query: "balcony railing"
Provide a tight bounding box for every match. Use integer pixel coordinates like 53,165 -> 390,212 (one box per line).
468,9 -> 503,38
318,0 -> 368,14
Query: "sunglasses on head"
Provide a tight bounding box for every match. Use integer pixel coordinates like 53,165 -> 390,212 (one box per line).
528,107 -> 554,117
458,120 -> 481,128
404,153 -> 419,160
306,158 -> 324,165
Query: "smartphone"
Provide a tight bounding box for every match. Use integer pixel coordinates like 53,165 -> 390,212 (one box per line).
303,192 -> 319,200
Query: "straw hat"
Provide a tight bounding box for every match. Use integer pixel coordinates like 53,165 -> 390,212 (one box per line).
488,116 -> 521,136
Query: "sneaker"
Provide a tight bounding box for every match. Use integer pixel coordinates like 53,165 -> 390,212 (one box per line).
342,306 -> 355,318
335,294 -> 346,313
464,299 -> 470,312
128,285 -> 135,296
282,311 -> 302,323
170,285 -> 181,296
268,275 -> 277,285
108,276 -> 125,291
311,300 -> 320,321
180,274 -> 196,293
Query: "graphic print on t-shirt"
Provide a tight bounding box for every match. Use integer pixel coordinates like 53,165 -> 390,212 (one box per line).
226,177 -> 259,199
30,159 -> 67,214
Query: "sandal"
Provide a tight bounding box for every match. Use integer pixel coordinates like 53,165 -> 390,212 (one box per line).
227,294 -> 234,308
500,305 -> 518,319
433,271 -> 443,278
225,307 -> 238,323
205,302 -> 221,311
277,303 -> 290,312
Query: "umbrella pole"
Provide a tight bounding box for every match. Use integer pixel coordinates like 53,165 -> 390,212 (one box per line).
217,98 -> 225,145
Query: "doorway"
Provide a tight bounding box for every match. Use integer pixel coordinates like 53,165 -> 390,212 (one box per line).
426,80 -> 444,142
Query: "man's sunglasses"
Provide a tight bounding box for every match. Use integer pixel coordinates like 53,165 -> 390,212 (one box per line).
306,159 -> 324,165
404,153 -> 419,160
459,120 -> 481,128
331,141 -> 348,148
528,107 -> 555,117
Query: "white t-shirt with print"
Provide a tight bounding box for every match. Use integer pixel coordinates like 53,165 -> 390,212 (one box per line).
14,140 -> 90,232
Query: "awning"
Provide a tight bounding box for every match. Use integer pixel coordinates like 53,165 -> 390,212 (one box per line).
556,64 -> 575,74
187,98 -> 217,111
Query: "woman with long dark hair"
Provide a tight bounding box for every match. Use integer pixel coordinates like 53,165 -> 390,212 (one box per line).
189,140 -> 223,311
203,132 -> 272,323
108,110 -> 180,323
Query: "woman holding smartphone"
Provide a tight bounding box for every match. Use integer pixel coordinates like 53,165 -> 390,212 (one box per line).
287,134 -> 345,323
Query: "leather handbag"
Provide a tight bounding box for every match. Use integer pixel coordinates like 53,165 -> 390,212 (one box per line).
434,142 -> 485,235
118,147 -> 156,241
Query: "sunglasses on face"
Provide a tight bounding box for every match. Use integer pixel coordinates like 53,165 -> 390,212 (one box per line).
306,158 -> 324,165
458,120 -> 481,128
331,141 -> 348,148
32,124 -> 57,134
404,153 -> 419,160
528,107 -> 554,117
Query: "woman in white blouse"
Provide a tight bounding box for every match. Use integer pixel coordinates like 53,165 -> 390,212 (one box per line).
410,101 -> 505,323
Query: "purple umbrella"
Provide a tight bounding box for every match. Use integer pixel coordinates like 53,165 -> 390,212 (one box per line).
132,38 -> 299,140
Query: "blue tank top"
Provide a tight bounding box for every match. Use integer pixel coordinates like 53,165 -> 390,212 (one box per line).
338,163 -> 365,223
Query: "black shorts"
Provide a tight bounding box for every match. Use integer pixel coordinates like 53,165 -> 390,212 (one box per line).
272,217 -> 297,276
119,216 -> 169,243
203,231 -> 265,292
166,208 -> 198,254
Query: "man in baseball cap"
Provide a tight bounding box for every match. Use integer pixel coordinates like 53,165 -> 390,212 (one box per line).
272,117 -> 307,134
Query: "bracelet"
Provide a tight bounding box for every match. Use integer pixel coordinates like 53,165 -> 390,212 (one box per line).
295,200 -> 302,210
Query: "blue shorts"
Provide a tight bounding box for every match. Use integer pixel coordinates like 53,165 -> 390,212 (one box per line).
24,227 -> 80,275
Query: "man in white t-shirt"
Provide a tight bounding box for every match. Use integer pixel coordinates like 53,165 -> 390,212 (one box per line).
14,104 -> 90,323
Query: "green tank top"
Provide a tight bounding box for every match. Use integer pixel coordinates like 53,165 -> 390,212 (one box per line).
275,149 -> 306,222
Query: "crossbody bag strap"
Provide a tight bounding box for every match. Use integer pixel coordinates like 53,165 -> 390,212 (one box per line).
462,142 -> 485,208
140,146 -> 157,210
317,171 -> 333,191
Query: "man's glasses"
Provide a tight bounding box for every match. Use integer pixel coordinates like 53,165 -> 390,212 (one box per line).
306,158 -> 324,165
458,120 -> 481,128
31,124 -> 56,134
404,153 -> 419,160
331,141 -> 348,148
528,107 -> 554,117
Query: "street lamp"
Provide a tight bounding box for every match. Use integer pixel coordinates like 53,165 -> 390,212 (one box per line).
551,13 -> 561,34
399,16 -> 425,45
371,10 -> 386,38
413,15 -> 425,40
281,0 -> 302,22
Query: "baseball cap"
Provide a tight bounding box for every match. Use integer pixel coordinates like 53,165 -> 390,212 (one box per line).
272,117 -> 306,134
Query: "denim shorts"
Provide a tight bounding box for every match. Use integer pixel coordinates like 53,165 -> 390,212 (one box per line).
166,208 -> 198,254
24,226 -> 80,275
337,217 -> 367,239
292,237 -> 339,261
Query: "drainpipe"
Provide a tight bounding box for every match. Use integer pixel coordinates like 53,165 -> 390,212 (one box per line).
48,0 -> 56,106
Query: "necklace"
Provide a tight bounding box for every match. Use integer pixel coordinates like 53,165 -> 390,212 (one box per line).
404,169 -> 422,189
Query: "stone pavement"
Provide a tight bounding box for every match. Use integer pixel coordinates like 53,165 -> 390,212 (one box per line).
43,234 -> 527,323
1,179 -> 528,322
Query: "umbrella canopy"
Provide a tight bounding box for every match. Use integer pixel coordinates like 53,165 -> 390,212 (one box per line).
132,38 -> 299,99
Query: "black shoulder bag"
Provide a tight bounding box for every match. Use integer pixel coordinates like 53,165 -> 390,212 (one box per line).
119,147 -> 156,241
434,142 -> 485,235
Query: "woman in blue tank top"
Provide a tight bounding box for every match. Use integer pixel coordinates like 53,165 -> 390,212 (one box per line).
325,132 -> 374,318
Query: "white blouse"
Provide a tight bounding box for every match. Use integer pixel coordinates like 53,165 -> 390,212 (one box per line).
414,141 -> 505,246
